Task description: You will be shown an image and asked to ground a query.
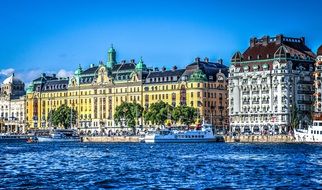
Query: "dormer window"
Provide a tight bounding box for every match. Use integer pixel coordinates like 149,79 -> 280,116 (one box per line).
243,65 -> 249,72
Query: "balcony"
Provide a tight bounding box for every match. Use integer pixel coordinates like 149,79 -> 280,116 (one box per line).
262,90 -> 269,94
242,92 -> 250,95
298,90 -> 314,94
243,101 -> 250,105
252,91 -> 259,95
262,100 -> 269,104
297,100 -> 313,104
252,101 -> 259,104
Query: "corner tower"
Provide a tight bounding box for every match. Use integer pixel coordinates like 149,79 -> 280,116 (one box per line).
107,44 -> 117,68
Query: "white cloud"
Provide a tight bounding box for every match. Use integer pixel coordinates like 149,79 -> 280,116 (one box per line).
0,68 -> 15,76
57,69 -> 73,78
1,68 -> 74,85
15,70 -> 43,84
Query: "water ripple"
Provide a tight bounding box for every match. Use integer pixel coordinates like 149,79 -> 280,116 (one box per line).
0,143 -> 321,189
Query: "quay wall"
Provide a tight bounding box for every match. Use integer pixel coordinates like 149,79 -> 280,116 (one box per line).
81,136 -> 139,143
224,135 -> 295,143
81,135 -> 295,143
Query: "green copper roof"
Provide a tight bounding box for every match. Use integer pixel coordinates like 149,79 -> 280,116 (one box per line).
135,57 -> 146,71
108,44 -> 116,53
189,69 -> 207,82
74,64 -> 83,75
26,83 -> 34,93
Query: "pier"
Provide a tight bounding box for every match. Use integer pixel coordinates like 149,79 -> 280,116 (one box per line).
224,135 -> 295,143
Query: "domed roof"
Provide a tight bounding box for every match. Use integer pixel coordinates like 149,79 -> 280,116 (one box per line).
317,45 -> 322,56
189,69 -> 207,82
135,57 -> 146,70
74,64 -> 83,75
2,73 -> 23,85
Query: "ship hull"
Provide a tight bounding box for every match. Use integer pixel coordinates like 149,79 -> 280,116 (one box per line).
0,135 -> 32,143
37,137 -> 80,143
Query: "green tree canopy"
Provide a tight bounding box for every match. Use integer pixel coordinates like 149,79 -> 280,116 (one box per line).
172,105 -> 198,126
49,104 -> 77,129
114,102 -> 143,128
290,103 -> 299,130
144,101 -> 173,126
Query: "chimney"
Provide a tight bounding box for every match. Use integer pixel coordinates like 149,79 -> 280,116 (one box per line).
195,57 -> 200,63
300,37 -> 305,45
172,66 -> 177,71
262,35 -> 269,46
217,59 -> 223,65
90,64 -> 95,68
154,67 -> 159,71
250,37 -> 257,47
130,59 -> 135,63
121,60 -> 126,64
161,66 -> 166,72
276,34 -> 283,44
204,57 -> 209,63
53,74 -> 56,78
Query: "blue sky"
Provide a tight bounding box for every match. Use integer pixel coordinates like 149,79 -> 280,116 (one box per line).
1,0 -> 322,83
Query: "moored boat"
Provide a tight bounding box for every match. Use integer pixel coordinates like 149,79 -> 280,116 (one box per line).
0,134 -> 34,143
294,121 -> 322,143
37,129 -> 80,142
144,123 -> 224,143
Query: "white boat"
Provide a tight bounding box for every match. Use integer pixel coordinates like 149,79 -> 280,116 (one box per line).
144,124 -> 224,143
294,121 -> 322,143
0,134 -> 34,143
36,130 -> 80,142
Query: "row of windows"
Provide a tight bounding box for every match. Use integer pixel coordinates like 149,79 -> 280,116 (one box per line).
39,83 -> 226,98
146,76 -> 178,83
176,135 -> 205,139
44,84 -> 67,90
311,130 -> 322,134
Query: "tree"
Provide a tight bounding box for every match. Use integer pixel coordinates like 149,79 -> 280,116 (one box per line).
50,104 -> 77,129
172,105 -> 198,126
290,103 -> 299,131
114,102 -> 143,128
144,101 -> 172,126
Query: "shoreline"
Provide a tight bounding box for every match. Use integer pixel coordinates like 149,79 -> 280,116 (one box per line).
81,135 -> 296,143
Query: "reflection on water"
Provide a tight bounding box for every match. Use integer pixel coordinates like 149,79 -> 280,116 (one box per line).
0,143 -> 321,189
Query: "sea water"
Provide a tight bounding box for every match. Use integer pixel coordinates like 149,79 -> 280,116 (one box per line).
0,142 -> 321,189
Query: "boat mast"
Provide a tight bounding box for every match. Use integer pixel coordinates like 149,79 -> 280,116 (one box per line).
70,106 -> 73,129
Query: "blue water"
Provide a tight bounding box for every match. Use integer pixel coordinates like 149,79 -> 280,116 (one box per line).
0,143 -> 321,189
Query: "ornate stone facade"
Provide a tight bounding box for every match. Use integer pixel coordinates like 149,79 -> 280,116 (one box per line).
26,46 -> 229,133
228,35 -> 315,134
0,74 -> 26,133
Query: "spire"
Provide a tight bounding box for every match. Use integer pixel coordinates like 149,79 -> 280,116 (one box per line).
107,44 -> 117,68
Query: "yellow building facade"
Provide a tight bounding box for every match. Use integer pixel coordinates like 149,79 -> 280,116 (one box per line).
26,47 -> 229,132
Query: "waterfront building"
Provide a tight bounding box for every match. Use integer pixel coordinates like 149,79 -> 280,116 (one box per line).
313,46 -> 322,121
26,46 -> 229,133
228,35 -> 315,134
0,74 -> 26,133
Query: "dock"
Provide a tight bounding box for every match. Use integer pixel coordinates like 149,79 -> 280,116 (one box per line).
224,135 -> 295,143
81,135 -> 295,143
